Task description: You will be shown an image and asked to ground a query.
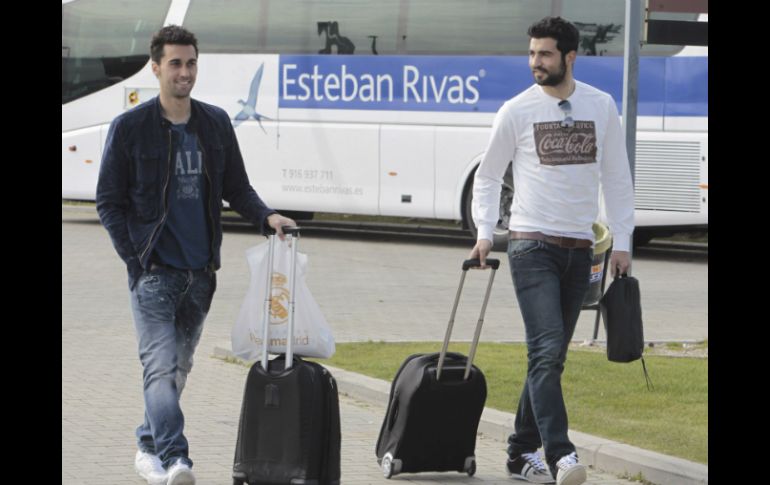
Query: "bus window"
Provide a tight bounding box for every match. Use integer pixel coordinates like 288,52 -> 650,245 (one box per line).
184,0 -> 698,58
404,0 -> 548,55
186,0 -> 400,55
561,0 -> 697,56
61,0 -> 170,104
401,0 -> 695,57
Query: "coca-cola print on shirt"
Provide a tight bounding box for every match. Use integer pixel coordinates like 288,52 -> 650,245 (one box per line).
533,121 -> 597,166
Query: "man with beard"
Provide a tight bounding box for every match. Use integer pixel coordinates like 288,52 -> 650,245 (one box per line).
468,16 -> 634,485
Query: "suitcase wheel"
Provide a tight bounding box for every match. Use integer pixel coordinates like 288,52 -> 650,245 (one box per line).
464,456 -> 477,477
382,453 -> 394,479
381,453 -> 402,479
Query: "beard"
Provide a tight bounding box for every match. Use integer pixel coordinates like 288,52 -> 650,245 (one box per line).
533,60 -> 567,87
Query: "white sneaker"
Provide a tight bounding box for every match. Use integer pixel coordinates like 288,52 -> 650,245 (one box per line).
135,450 -> 166,484
167,458 -> 196,485
555,452 -> 587,485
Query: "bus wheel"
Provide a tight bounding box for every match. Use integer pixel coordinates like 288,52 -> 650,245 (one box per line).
464,162 -> 513,251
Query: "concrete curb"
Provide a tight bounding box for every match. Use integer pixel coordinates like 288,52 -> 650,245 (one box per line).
213,345 -> 707,485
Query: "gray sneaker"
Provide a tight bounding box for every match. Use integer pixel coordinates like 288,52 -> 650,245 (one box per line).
555,452 -> 587,485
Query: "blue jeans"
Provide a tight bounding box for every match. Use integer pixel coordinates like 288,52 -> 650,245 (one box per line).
130,265 -> 216,469
505,239 -> 592,473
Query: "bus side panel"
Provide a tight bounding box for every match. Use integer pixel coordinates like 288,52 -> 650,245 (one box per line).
264,121 -> 379,214
633,131 -> 707,227
434,127 -> 492,221
62,126 -> 102,200
235,121 -> 281,208
701,137 -> 708,220
379,125 -> 435,218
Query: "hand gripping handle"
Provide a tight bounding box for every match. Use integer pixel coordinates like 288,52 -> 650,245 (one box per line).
264,225 -> 301,236
462,258 -> 500,270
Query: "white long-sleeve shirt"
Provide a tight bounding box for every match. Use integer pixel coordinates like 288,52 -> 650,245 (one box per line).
472,81 -> 635,251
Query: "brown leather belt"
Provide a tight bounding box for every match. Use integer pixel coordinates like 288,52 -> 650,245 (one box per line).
509,231 -> 592,249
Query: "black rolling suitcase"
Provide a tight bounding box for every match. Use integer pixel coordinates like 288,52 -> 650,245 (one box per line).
375,258 -> 500,478
232,228 -> 341,485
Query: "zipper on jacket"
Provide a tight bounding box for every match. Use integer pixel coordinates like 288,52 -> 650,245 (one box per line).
198,137 -> 216,271
140,127 -> 173,264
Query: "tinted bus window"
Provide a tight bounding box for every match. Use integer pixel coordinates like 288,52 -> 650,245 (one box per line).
186,0 -> 400,55
403,0 -> 548,55
62,0 -> 171,104
404,0 -> 691,56
186,0 -> 693,57
560,0 -> 695,56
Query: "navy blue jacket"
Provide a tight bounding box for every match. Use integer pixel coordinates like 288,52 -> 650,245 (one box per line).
96,97 -> 275,289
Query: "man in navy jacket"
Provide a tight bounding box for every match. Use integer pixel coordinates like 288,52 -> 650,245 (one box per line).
96,25 -> 294,485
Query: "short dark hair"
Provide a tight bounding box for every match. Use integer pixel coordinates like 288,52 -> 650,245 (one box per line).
150,25 -> 198,64
527,17 -> 579,56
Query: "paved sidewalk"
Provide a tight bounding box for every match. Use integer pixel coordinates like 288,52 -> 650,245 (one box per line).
62,311 -> 639,485
62,206 -> 707,484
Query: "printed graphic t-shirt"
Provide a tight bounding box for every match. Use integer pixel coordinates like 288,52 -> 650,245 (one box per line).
152,123 -> 211,269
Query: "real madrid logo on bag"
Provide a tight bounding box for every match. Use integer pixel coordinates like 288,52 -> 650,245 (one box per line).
270,272 -> 290,325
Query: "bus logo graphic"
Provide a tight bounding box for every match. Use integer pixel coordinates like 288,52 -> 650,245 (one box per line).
234,63 -> 272,133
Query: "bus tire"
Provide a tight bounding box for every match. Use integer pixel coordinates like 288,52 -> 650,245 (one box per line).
463,162 -> 513,252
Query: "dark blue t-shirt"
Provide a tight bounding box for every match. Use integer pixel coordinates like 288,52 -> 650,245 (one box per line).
152,123 -> 211,269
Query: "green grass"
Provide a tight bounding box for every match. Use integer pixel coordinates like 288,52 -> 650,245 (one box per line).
620,471 -> 656,484
664,339 -> 708,351
320,341 -> 707,464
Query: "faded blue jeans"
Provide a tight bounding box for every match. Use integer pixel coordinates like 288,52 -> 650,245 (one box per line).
130,265 -> 216,469
505,239 -> 592,474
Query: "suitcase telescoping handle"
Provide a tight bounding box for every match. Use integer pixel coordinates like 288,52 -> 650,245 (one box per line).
264,226 -> 301,237
436,258 -> 500,381
261,226 -> 301,371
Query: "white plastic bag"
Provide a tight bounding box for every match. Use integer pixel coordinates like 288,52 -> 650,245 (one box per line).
231,239 -> 335,360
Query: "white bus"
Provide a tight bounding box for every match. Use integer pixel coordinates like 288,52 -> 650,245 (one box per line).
62,0 -> 707,248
